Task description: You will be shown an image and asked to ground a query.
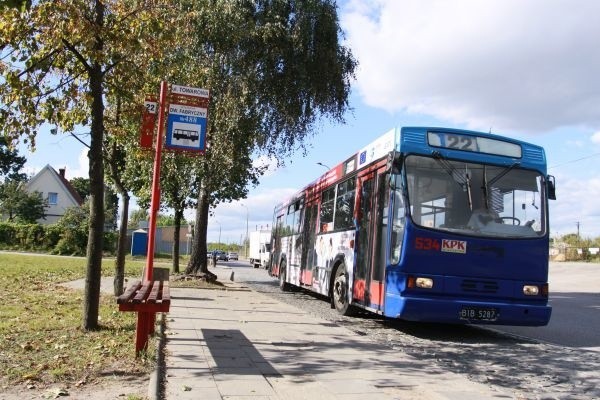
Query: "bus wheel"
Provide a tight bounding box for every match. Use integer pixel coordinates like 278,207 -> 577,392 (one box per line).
279,261 -> 291,292
332,264 -> 353,316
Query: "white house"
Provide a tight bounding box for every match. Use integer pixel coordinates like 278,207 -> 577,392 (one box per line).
25,165 -> 83,224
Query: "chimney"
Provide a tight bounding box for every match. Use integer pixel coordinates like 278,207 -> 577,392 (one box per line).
59,168 -> 65,178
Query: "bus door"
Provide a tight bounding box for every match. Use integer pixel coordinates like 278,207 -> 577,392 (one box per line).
300,202 -> 318,286
371,171 -> 390,310
354,169 -> 389,311
352,172 -> 377,307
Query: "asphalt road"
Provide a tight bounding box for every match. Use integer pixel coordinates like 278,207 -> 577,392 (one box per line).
489,261 -> 600,352
222,259 -> 600,352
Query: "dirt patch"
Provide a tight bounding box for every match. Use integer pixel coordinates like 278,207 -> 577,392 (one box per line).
170,273 -> 226,289
0,372 -> 149,400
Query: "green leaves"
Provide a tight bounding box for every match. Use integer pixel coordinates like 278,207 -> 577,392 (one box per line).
0,0 -> 31,12
0,181 -> 48,223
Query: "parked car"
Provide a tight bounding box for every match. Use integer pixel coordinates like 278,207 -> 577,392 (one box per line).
227,252 -> 238,260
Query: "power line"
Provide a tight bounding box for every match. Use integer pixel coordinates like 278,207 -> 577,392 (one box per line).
548,152 -> 600,169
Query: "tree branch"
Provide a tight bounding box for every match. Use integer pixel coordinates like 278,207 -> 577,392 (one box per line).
68,131 -> 91,149
102,57 -> 121,76
16,47 -> 62,78
61,38 -> 91,72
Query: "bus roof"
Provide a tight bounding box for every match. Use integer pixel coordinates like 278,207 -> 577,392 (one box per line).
275,126 -> 547,210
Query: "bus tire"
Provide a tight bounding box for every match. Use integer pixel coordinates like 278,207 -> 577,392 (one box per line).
332,263 -> 354,316
279,261 -> 291,292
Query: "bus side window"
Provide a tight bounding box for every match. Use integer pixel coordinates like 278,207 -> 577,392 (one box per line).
334,177 -> 356,230
390,177 -> 405,264
284,204 -> 295,236
293,199 -> 304,234
320,187 -> 335,232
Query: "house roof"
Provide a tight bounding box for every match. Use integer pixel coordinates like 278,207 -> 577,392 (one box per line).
26,165 -> 84,206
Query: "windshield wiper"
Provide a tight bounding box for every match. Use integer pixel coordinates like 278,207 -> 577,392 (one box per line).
487,162 -> 520,187
432,151 -> 473,210
480,162 -> 521,214
482,162 -> 520,211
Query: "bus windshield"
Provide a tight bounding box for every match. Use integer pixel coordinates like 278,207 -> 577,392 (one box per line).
404,155 -> 545,238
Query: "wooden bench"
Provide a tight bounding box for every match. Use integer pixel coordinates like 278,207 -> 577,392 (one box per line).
117,279 -> 171,354
117,280 -> 171,313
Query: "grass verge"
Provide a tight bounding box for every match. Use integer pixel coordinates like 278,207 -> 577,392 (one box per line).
0,253 -> 155,389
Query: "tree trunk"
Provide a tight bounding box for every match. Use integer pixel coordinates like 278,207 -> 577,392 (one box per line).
185,185 -> 212,278
83,73 -> 105,329
113,192 -> 129,296
172,206 -> 182,274
82,0 -> 105,331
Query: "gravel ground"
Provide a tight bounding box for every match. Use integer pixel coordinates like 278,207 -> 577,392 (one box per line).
235,267 -> 600,400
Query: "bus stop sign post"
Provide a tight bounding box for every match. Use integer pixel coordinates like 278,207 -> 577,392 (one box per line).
135,81 -> 168,354
145,80 -> 168,282
133,82 -> 210,355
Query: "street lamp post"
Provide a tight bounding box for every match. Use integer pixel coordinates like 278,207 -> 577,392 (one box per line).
214,220 -> 221,248
241,204 -> 249,258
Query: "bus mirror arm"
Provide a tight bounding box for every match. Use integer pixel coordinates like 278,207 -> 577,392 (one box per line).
386,151 -> 403,174
547,175 -> 556,200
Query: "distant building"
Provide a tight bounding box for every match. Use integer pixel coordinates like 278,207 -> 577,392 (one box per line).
25,165 -> 84,225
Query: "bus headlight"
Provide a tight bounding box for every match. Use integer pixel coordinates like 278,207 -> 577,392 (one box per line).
416,277 -> 434,289
523,285 -> 539,296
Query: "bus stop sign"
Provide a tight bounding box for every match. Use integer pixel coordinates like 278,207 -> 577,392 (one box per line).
165,84 -> 210,153
165,103 -> 208,153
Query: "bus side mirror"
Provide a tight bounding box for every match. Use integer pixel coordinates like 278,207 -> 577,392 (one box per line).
547,175 -> 556,200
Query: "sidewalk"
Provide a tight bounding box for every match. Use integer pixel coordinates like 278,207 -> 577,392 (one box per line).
163,266 -> 511,400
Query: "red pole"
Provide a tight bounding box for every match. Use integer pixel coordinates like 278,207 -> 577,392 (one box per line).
135,82 -> 167,355
145,81 -> 168,282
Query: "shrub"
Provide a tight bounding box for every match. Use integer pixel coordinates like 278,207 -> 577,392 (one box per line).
0,222 -> 18,246
43,224 -> 62,249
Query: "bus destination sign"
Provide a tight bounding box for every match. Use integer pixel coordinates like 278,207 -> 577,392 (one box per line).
428,131 -> 522,158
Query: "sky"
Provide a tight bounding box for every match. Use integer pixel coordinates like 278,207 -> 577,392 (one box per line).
19,0 -> 600,243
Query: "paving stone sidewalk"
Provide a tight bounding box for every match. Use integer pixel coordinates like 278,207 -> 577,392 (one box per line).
163,267 -> 513,400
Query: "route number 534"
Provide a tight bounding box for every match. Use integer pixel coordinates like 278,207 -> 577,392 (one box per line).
415,237 -> 440,251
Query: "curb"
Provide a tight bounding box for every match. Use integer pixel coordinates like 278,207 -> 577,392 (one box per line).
148,313 -> 167,400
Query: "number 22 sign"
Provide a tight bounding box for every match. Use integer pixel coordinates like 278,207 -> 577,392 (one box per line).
140,98 -> 157,149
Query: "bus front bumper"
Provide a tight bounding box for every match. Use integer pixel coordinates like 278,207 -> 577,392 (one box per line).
384,295 -> 552,326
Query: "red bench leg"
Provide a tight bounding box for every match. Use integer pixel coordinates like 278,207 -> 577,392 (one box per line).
135,311 -> 157,355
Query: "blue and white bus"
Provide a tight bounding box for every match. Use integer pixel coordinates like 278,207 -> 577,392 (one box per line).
269,127 -> 556,326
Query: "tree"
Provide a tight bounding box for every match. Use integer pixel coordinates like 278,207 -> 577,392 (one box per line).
69,177 -> 90,200
104,186 -> 118,230
157,155 -> 197,273
128,208 -> 149,230
0,137 -> 27,182
54,202 -> 90,255
14,188 -> 47,222
104,134 -> 131,295
0,138 -> 35,221
0,0 -> 30,12
0,180 -> 47,222
0,0 -> 178,330
178,1 -> 356,276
